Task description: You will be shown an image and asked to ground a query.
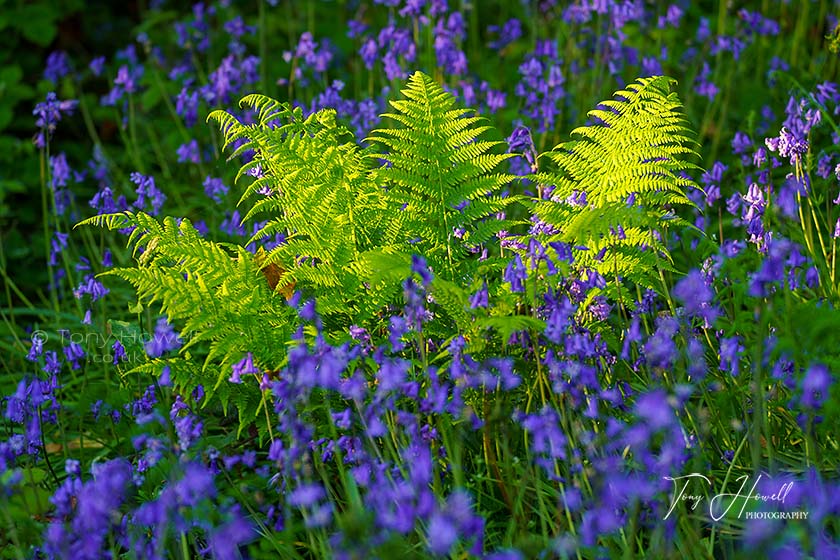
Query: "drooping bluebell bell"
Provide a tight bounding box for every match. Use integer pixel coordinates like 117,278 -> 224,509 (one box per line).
130,172 -> 166,215
230,352 -> 259,384
469,281 -> 488,309
800,363 -> 832,409
33,92 -> 78,148
44,51 -> 71,83
503,254 -> 526,293
719,336 -> 743,377
694,62 -> 718,101
176,139 -> 201,164
487,18 -> 522,51
144,317 -> 182,358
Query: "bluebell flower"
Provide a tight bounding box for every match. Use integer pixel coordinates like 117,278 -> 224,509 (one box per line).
694,62 -> 718,101
89,56 -> 105,76
719,336 -> 743,377
469,282 -> 488,309
130,172 -> 166,215
658,4 -> 683,28
673,269 -> 719,325
643,316 -> 679,369
206,508 -> 255,560
43,351 -> 62,375
503,254 -> 526,293
203,175 -> 228,203
230,352 -> 259,384
176,139 -> 201,164
175,462 -> 216,506
112,340 -> 127,365
487,18 -> 522,51
33,92 -> 78,148
144,317 -> 182,358
74,275 -> 110,302
175,87 -> 199,127
801,363 -> 832,409
44,51 -> 71,83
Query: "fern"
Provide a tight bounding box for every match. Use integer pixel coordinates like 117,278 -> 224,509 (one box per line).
208,97 -> 385,318
207,75 -> 519,325
77,211 -> 294,421
367,71 -> 520,282
532,76 -> 701,292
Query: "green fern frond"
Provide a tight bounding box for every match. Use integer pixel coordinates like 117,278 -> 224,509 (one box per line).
367,71 -> 519,280
533,75 -> 701,291
82,211 -> 295,389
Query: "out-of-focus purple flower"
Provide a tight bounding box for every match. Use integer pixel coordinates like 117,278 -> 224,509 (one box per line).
145,317 -> 182,358
488,19 -> 522,51
130,172 -> 166,215
673,269 -> 718,325
817,154 -> 834,179
801,363 -> 832,409
643,316 -> 679,369
469,282 -> 488,309
176,88 -> 200,128
719,336 -> 743,377
203,176 -> 228,203
411,254 -> 433,287
206,510 -> 255,560
33,92 -> 78,148
177,140 -> 201,164
694,62 -> 718,101
288,483 -> 325,507
89,56 -> 106,76
635,388 -> 673,430
428,512 -> 459,555
658,4 -> 683,28
230,352 -> 259,384
44,51 -> 71,83
503,254 -> 527,293
175,462 -> 216,506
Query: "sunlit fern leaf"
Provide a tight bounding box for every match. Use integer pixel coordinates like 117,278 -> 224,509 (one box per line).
79,211 -> 295,390
367,71 -> 521,281
532,75 -> 701,291
208,96 -> 386,319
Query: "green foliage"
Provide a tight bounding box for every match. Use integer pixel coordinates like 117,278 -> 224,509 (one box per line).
77,211 -> 294,429
206,73 -> 520,325
209,97 -> 382,318
367,71 -> 520,281
80,73 -> 702,436
532,76 -> 701,293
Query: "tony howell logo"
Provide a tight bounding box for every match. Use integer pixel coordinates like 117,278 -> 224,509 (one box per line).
663,473 -> 808,521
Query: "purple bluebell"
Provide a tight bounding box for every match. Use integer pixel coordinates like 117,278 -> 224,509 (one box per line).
469,282 -> 488,309
44,51 -> 71,83
176,140 -> 201,164
112,340 -> 127,365
719,336 -> 743,377
694,63 -> 718,101
488,19 -> 522,51
130,172 -> 166,215
799,363 -> 832,409
144,317 -> 182,358
503,254 -> 526,293
33,92 -> 78,148
203,176 -> 228,203
230,352 -> 259,384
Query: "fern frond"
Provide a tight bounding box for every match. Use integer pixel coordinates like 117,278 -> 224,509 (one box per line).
367,71 -> 519,280
532,76 -> 701,291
